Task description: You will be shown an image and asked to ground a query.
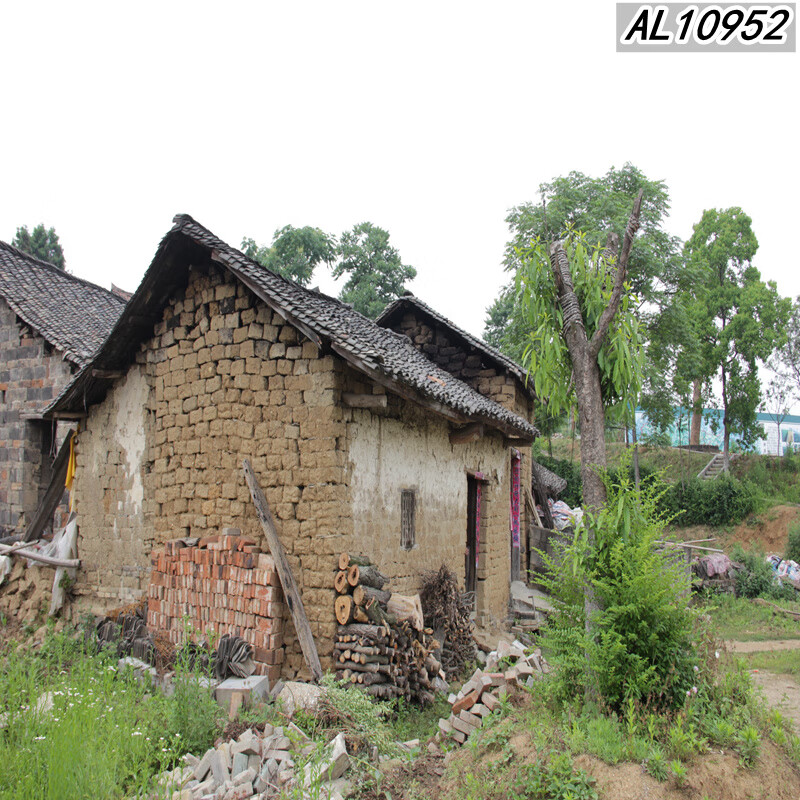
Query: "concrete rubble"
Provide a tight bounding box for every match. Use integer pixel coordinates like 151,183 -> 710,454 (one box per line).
152,722 -> 355,800
436,642 -> 550,746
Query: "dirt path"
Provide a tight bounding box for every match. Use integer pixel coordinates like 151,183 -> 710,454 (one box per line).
728,639 -> 800,730
728,639 -> 800,653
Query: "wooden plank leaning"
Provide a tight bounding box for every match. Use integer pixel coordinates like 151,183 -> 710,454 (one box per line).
23,429 -> 74,543
242,459 -> 323,682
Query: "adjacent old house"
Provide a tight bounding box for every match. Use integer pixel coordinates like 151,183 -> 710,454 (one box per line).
45,215 -> 537,679
0,241 -> 126,534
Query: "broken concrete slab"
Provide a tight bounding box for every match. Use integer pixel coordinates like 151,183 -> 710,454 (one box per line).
215,675 -> 270,709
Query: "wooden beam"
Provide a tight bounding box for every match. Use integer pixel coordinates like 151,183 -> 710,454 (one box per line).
242,459 -> 323,682
50,412 -> 87,420
450,423 -> 484,445
91,369 -> 125,380
331,343 -> 470,427
23,430 -> 74,542
341,392 -> 388,409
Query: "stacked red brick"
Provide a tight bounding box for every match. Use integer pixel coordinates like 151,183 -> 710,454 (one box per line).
147,532 -> 284,681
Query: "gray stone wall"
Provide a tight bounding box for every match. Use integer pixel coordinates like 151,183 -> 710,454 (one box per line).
0,298 -> 75,531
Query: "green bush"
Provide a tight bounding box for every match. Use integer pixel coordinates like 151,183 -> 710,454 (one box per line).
786,522 -> 800,563
729,545 -> 795,600
660,476 -> 756,527
539,463 -> 698,710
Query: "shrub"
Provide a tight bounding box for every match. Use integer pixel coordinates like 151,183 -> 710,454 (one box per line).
539,462 -> 698,711
729,545 -> 794,600
661,476 -> 756,527
786,521 -> 800,563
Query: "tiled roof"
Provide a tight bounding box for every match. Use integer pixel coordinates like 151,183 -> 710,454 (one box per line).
47,215 -> 536,440
0,241 -> 127,366
377,293 -> 532,391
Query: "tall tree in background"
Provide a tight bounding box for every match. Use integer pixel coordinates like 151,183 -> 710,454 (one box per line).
684,207 -> 790,470
486,164 -> 688,459
12,224 -> 66,269
760,374 -> 797,456
333,222 -> 416,318
242,225 -> 336,286
774,297 -> 800,385
517,192 -> 644,512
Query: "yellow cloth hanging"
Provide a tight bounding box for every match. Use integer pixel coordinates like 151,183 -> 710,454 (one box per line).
65,425 -> 79,510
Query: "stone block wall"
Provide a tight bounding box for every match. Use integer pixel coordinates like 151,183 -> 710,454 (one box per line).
72,264 -> 352,678
146,532 -> 285,683
388,310 -> 533,421
70,261 -> 534,676
0,298 -> 75,532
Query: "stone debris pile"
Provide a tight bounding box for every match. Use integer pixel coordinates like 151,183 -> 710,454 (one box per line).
437,641 -> 550,745
153,725 -> 352,800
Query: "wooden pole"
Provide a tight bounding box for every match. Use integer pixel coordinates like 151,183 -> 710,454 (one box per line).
242,459 -> 323,681
24,429 -> 74,543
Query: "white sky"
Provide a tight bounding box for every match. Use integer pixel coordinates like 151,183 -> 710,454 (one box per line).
2,1 -> 798,343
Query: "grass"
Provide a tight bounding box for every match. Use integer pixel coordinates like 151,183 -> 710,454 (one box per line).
542,438 -> 712,485
702,594 -> 800,642
0,629 -> 225,799
741,650 -> 800,677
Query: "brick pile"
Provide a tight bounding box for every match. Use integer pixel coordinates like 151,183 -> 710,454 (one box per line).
437,641 -> 550,745
147,530 -> 285,682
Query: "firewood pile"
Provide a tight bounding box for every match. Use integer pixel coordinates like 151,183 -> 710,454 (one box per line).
419,564 -> 476,679
333,553 -> 444,704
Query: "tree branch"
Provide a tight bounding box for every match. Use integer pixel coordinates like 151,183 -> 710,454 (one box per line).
589,189 -> 644,359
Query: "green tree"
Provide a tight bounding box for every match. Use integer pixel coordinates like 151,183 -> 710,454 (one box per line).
487,165 -> 691,480
242,225 -> 336,286
333,222 -> 416,318
684,208 -> 790,469
518,195 -> 645,700
774,296 -> 800,385
12,224 -> 66,269
517,195 -> 644,512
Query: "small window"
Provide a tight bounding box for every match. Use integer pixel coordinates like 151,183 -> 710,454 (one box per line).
401,489 -> 416,550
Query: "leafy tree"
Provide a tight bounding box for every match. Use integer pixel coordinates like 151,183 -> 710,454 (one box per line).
12,224 -> 66,269
242,225 -> 336,286
684,208 -> 790,469
485,165 -> 690,460
516,194 -> 644,512
774,296 -> 800,385
333,222 -> 416,318
760,373 -> 797,456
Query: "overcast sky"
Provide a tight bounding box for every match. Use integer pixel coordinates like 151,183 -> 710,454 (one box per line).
2,2 -> 798,342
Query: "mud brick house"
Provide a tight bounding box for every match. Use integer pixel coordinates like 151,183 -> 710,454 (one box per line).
0,242 -> 126,533
44,215 -> 537,679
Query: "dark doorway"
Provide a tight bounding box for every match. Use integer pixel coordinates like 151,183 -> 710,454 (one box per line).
466,475 -> 479,597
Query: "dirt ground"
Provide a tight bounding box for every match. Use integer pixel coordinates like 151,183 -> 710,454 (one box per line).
675,504 -> 800,555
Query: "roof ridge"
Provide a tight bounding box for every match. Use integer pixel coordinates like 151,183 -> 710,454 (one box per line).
0,239 -> 127,304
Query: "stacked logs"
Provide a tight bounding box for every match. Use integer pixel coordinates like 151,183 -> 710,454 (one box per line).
333,553 -> 443,704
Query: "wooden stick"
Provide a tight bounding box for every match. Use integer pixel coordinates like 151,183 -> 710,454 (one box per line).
353,585 -> 391,607
753,597 -> 800,619
24,430 -> 74,543
243,459 -> 322,682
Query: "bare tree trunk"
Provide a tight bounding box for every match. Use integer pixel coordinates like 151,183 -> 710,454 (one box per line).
721,365 -> 730,472
690,379 -> 702,446
632,416 -> 640,489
